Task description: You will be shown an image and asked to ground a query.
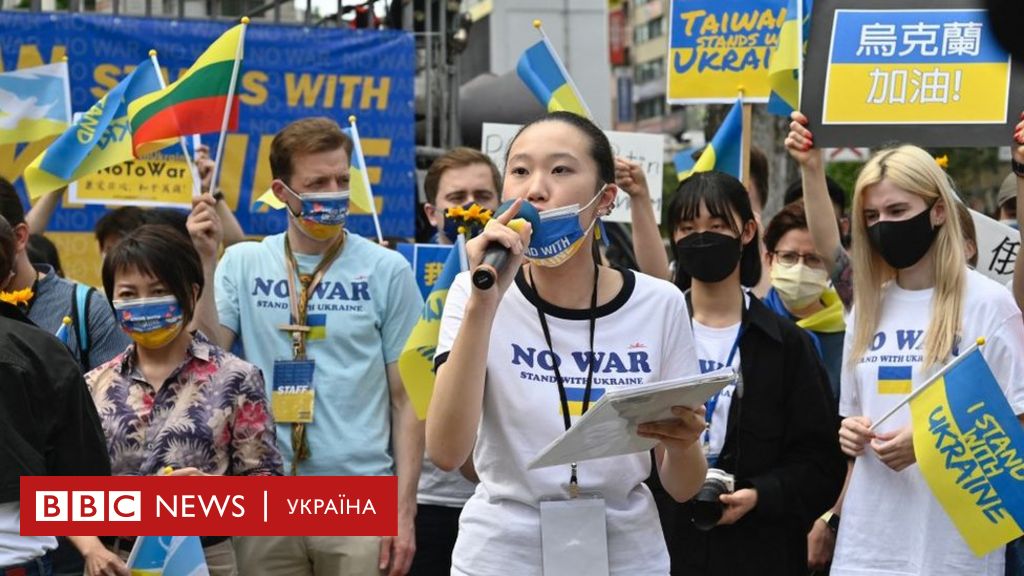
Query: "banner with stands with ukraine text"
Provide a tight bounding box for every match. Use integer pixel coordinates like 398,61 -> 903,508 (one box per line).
667,0 -> 789,104
0,12 -> 414,287
802,0 -> 1024,147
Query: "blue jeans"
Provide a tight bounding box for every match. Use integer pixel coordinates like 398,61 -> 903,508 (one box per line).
2,554 -> 52,576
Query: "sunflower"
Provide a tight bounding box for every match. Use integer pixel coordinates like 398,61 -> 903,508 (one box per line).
934,155 -> 949,170
0,287 -> 33,307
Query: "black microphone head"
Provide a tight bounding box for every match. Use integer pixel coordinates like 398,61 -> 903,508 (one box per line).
495,200 -> 542,230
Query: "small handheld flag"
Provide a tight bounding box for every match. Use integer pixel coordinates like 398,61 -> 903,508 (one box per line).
877,338 -> 1024,556
399,235 -> 468,419
767,0 -> 812,117
679,99 -> 743,182
127,19 -> 246,158
516,20 -> 591,118
55,316 -> 72,346
127,536 -> 209,575
24,58 -> 164,198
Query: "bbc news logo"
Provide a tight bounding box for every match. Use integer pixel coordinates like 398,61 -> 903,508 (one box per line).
20,476 -> 396,536
36,491 -> 141,522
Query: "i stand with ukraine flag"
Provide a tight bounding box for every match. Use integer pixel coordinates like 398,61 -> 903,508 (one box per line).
870,338 -> 1024,556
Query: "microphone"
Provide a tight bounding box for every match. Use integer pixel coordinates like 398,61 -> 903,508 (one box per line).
471,201 -> 540,290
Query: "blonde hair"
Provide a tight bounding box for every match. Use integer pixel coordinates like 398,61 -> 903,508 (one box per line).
850,145 -> 966,368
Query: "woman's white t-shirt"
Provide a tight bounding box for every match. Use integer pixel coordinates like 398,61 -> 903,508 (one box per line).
435,269 -> 699,576
832,269 -> 1024,576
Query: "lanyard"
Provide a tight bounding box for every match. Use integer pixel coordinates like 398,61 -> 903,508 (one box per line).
281,232 -> 345,473
702,327 -> 744,434
282,233 -> 346,359
529,261 -> 599,498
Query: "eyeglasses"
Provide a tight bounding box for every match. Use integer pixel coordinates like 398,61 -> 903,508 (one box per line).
773,250 -> 826,269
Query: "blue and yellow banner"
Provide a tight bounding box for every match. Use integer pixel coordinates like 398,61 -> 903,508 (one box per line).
398,236 -> 466,420
396,243 -> 455,300
822,9 -> 1009,125
0,12 -> 414,286
667,0 -> 788,104
910,346 -> 1024,556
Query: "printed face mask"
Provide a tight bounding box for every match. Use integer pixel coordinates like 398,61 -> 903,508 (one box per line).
283,184 -> 350,242
674,232 -> 742,284
770,261 -> 829,310
524,187 -> 605,268
113,295 -> 184,349
867,206 -> 939,270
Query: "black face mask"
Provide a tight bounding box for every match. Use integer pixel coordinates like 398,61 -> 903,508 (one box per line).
675,232 -> 742,284
867,206 -> 939,269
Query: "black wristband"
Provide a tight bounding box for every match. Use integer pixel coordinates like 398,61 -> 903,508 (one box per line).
1012,158 -> 1024,178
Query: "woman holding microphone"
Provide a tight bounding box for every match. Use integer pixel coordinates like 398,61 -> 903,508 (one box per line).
426,111 -> 708,576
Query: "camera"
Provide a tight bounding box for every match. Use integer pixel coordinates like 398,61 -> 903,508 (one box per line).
690,468 -> 735,531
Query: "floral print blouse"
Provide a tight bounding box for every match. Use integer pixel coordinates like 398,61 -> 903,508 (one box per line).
86,331 -> 283,477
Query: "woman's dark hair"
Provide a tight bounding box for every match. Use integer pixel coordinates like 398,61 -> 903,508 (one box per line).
505,111 -> 615,186
27,234 -> 64,277
763,200 -> 809,254
668,171 -> 762,289
102,224 -> 204,324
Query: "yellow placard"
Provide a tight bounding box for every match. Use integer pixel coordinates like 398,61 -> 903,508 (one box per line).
824,62 -> 1010,124
69,152 -> 195,208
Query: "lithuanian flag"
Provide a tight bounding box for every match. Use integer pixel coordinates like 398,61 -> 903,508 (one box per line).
127,20 -> 247,157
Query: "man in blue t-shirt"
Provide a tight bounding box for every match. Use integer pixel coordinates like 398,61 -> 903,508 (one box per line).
189,117 -> 422,576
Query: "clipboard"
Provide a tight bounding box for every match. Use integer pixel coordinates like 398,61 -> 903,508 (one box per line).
527,368 -> 737,470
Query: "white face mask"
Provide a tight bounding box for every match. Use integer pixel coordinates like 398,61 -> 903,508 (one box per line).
770,262 -> 829,310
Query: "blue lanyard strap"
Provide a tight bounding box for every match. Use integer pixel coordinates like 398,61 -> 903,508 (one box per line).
703,326 -> 744,439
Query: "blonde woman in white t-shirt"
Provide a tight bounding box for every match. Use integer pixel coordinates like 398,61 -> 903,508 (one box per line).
427,111 -> 708,576
788,122 -> 1024,575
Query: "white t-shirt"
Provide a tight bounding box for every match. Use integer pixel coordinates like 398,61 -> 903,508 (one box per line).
417,456 -> 476,507
693,320 -> 741,465
833,269 -> 1024,576
0,502 -> 55,567
436,268 -> 699,576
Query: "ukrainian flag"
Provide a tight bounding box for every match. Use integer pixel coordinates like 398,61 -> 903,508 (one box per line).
878,365 -> 912,394
562,386 -> 606,416
910,344 -> 1024,556
24,58 -> 163,198
255,119 -> 376,215
128,536 -> 208,575
673,147 -> 697,183
307,313 -> 326,341
398,235 -> 467,420
679,99 -> 743,182
516,37 -> 590,118
0,62 -> 71,145
767,0 -> 812,117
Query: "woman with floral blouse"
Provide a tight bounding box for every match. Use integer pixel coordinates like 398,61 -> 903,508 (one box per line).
70,224 -> 283,576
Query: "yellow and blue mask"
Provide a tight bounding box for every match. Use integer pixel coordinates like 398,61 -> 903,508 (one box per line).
283,184 -> 350,241
525,188 -> 604,268
113,295 -> 184,349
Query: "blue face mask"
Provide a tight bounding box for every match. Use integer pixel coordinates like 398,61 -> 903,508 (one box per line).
112,295 -> 184,349
525,187 -> 605,268
283,184 -> 350,241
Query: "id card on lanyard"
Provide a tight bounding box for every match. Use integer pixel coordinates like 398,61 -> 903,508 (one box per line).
273,235 -> 344,426
702,329 -> 742,467
529,263 -> 610,576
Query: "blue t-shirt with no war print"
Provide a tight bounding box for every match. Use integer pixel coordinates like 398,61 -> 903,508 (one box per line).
215,232 -> 421,476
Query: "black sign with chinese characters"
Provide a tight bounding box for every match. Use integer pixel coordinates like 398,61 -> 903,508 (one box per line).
803,0 -> 1024,147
